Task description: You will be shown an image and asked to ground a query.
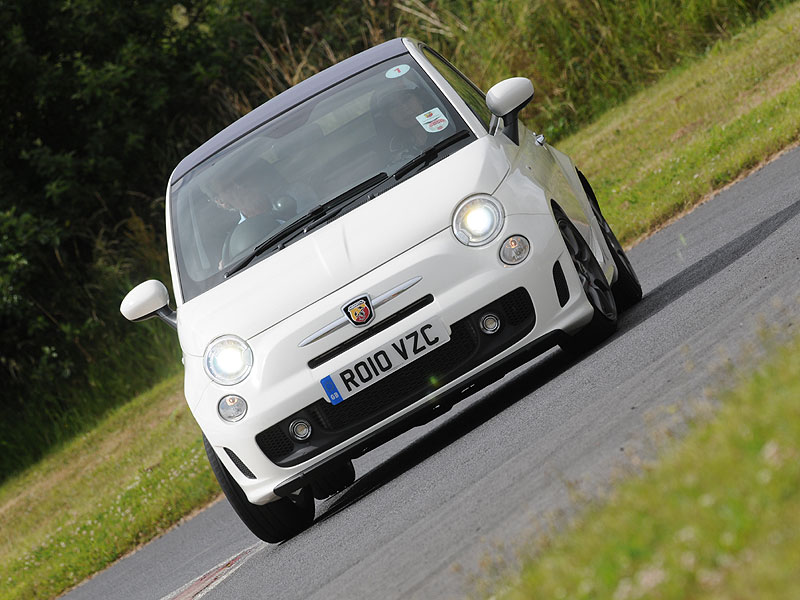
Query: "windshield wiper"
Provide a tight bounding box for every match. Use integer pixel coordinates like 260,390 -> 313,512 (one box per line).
224,172 -> 388,278
223,130 -> 470,279
393,129 -> 471,181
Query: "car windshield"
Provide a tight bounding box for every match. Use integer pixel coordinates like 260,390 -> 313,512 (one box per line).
170,55 -> 472,301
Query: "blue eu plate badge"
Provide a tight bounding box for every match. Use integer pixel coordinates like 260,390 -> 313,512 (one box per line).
320,375 -> 344,405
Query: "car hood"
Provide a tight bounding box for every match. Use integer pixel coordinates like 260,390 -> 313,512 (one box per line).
177,136 -> 510,356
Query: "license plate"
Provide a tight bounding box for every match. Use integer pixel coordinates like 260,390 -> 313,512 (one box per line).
320,319 -> 450,405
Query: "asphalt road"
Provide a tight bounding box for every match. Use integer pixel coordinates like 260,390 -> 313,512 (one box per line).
65,146 -> 800,600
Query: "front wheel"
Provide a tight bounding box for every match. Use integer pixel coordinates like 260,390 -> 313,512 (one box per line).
577,170 -> 642,311
556,210 -> 618,353
203,435 -> 315,543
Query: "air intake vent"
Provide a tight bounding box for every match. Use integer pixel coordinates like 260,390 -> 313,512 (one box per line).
553,260 -> 570,307
224,447 -> 256,479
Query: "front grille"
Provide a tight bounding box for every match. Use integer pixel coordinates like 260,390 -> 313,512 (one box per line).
254,429 -> 293,461
257,287 -> 535,467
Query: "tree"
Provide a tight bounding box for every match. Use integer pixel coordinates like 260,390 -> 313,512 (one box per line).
0,0 -> 242,477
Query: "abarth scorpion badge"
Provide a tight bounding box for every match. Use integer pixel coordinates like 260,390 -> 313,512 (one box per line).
343,295 -> 374,327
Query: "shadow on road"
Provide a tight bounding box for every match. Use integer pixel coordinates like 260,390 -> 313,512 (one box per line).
316,195 -> 800,522
623,196 -> 800,329
316,345 -> 580,522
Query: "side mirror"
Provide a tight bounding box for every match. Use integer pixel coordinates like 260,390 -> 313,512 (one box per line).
486,77 -> 534,145
120,280 -> 177,330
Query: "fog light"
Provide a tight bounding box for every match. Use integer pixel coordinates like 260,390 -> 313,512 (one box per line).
218,395 -> 247,422
500,235 -> 530,265
289,419 -> 312,441
480,313 -> 501,334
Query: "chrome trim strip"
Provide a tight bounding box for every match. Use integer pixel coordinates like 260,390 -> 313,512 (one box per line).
298,316 -> 349,347
372,276 -> 422,308
298,276 -> 423,347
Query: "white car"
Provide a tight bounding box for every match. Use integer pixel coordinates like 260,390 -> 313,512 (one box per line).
121,37 -> 641,543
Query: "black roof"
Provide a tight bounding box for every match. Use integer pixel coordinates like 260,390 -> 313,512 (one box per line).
171,38 -> 410,182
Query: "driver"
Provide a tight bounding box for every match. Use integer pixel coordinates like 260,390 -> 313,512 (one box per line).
212,170 -> 281,265
215,180 -> 272,220
381,88 -> 431,158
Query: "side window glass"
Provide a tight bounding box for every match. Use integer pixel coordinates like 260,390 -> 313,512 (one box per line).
422,48 -> 492,130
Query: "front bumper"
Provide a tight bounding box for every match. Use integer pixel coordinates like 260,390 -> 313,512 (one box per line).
260,286 -> 536,468
188,212 -> 594,504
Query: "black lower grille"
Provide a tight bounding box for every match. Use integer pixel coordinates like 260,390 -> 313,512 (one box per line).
505,285 -> 535,325
255,429 -> 293,460
257,287 -> 535,467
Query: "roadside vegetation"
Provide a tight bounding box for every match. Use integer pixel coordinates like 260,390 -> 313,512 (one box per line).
558,0 -> 800,241
2,1 -> 800,599
492,330 -> 800,600
0,377 -> 218,600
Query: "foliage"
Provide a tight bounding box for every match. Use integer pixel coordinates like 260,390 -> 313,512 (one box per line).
224,0 -> 792,139
403,0 -> 791,140
558,1 -> 800,241
0,0 -> 258,479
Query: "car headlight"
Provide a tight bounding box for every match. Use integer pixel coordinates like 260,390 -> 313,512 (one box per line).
452,195 -> 505,246
203,335 -> 253,385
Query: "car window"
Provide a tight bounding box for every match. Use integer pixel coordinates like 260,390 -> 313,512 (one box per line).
421,47 -> 492,130
170,55 -> 472,301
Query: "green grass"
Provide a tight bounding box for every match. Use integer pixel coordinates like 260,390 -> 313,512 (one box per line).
0,376 -> 219,600
493,330 -> 800,600
557,1 -> 800,243
3,3 -> 800,599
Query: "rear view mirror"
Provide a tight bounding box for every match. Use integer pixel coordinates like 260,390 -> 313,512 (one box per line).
120,280 -> 177,329
486,77 -> 534,145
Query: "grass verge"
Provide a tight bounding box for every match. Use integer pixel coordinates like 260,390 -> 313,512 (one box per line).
0,376 -> 219,600
494,331 -> 800,600
557,0 -> 800,243
2,3 -> 800,600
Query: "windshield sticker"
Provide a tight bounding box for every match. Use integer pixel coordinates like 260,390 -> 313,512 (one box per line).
416,107 -> 449,133
385,64 -> 410,78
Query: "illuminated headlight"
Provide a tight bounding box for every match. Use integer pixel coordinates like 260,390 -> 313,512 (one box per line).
452,195 -> 505,246
204,335 -> 253,385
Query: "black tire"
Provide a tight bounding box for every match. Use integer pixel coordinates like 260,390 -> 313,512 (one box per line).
310,459 -> 356,500
203,435 -> 314,543
555,208 -> 618,353
577,170 -> 642,311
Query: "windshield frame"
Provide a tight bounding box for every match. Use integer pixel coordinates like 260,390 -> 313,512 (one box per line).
169,50 -> 478,302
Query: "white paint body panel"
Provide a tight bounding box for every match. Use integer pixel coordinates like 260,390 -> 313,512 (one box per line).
176,136 -> 511,357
